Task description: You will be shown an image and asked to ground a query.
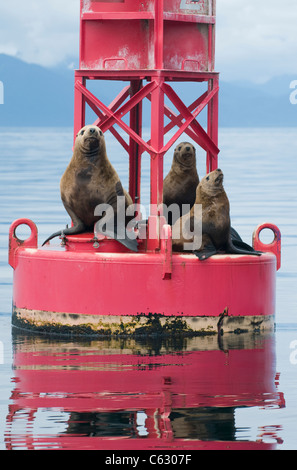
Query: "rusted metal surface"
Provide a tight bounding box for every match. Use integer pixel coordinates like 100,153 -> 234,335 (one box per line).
12,308 -> 275,337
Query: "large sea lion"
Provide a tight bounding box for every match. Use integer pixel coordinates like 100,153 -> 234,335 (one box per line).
42,125 -> 137,251
163,142 -> 199,225
172,168 -> 261,260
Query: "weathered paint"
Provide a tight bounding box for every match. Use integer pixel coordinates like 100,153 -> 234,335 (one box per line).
12,308 -> 275,338
9,219 -> 279,337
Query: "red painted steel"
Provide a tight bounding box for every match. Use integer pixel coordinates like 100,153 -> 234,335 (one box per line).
9,219 -> 279,319
253,223 -> 281,271
79,0 -> 215,72
9,218 -> 38,270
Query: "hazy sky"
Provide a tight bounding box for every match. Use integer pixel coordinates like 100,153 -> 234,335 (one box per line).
216,0 -> 297,83
0,0 -> 297,83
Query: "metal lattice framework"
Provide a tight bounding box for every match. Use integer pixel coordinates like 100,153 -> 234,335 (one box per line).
74,0 -> 219,247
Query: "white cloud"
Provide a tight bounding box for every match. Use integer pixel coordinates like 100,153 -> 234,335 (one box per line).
216,0 -> 297,82
0,0 -> 80,67
0,0 -> 296,82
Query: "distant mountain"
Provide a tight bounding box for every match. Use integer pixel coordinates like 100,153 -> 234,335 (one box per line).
0,53 -> 295,127
231,75 -> 295,97
0,54 -> 74,126
219,79 -> 296,127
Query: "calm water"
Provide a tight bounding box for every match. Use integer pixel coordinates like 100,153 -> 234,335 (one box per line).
0,127 -> 297,451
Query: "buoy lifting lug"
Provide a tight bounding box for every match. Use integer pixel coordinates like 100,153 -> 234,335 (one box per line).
9,218 -> 38,269
252,223 -> 281,271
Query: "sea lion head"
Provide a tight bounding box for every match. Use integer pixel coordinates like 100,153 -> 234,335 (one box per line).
75,125 -> 105,157
173,142 -> 196,168
200,168 -> 224,196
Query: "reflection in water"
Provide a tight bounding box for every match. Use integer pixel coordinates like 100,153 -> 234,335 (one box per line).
5,331 -> 285,450
170,408 -> 236,441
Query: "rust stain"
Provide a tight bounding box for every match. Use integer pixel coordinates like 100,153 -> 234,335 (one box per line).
11,308 -> 274,339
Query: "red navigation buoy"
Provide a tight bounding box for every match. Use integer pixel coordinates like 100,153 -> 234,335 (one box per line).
8,1 -> 281,336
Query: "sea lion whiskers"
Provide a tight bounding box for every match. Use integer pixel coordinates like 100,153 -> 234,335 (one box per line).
77,126 -> 103,158
201,169 -> 224,197
174,143 -> 196,169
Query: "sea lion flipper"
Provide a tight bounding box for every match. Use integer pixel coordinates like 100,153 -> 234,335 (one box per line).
230,228 -> 261,254
110,223 -> 138,252
99,181 -> 138,251
118,236 -> 138,252
194,241 -> 217,261
42,231 -> 61,246
227,226 -> 261,255
100,225 -> 138,252
42,204 -> 86,246
230,226 -> 243,242
227,238 -> 262,256
194,249 -> 217,261
41,223 -> 86,246
231,239 -> 257,252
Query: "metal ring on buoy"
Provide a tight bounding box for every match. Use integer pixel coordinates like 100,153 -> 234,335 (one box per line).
9,218 -> 38,269
252,223 -> 281,271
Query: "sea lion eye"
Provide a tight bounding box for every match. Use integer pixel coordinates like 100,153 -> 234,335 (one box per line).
99,130 -> 103,136
178,146 -> 181,151
206,176 -> 210,181
80,130 -> 85,136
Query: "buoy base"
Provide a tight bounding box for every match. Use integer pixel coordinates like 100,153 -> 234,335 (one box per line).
12,308 -> 275,338
9,219 -> 281,338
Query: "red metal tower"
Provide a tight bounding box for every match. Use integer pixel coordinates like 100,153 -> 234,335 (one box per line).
74,0 -> 219,248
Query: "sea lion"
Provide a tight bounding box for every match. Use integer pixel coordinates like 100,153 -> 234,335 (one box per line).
42,125 -> 137,251
172,168 -> 261,260
163,142 -> 199,225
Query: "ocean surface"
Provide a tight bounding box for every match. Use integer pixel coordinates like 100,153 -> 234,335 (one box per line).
0,126 -> 296,451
